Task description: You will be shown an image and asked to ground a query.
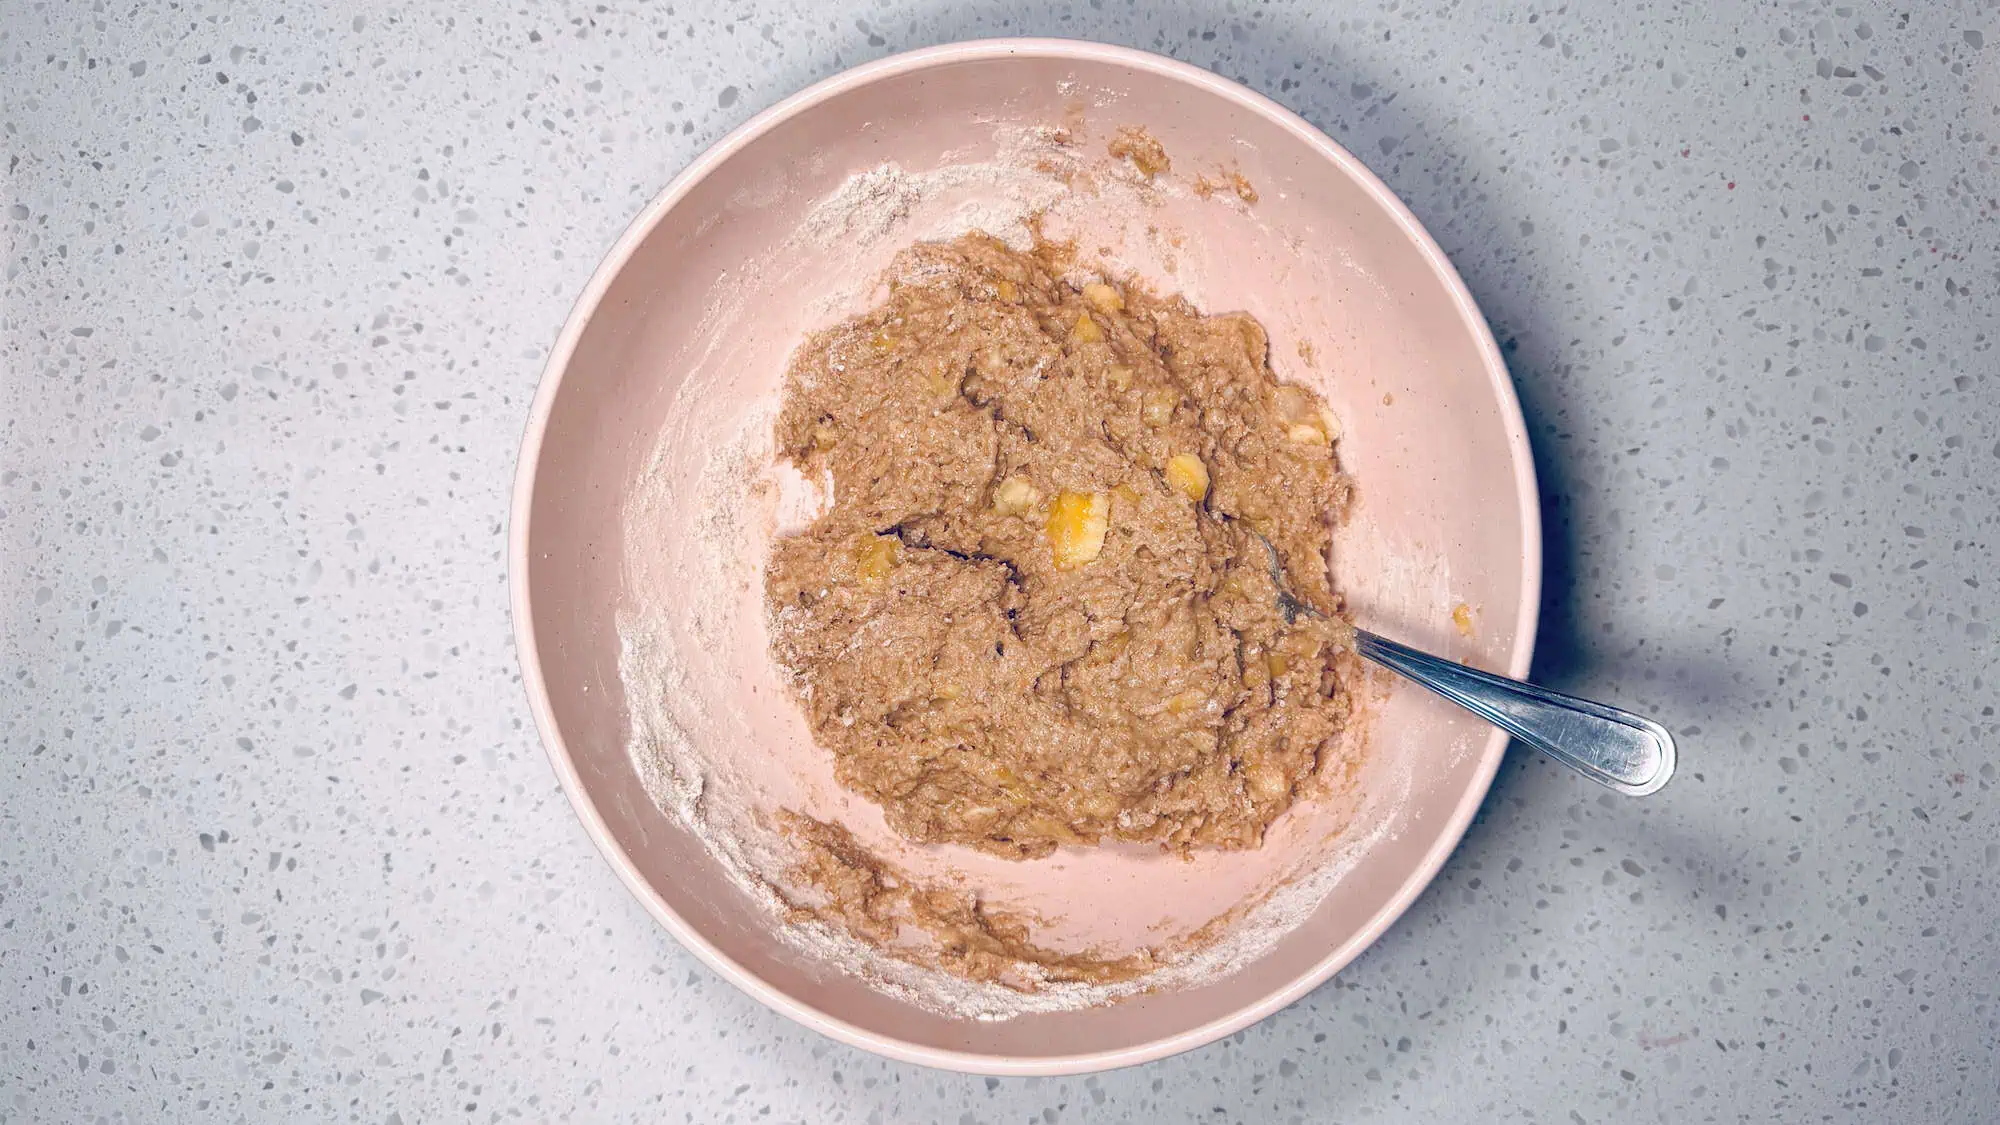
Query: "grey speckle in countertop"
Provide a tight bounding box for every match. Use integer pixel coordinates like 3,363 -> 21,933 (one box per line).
3,1 -> 1996,1121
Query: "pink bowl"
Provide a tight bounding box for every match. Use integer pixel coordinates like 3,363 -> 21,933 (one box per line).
510,39 -> 1539,1074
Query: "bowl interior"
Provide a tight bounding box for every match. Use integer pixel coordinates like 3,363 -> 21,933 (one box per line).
516,42 -> 1536,1071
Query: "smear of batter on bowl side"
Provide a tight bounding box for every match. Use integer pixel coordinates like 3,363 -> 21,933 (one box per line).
766,232 -> 1358,880
1193,170 -> 1260,205
1107,125 -> 1172,179
772,810 -> 1164,989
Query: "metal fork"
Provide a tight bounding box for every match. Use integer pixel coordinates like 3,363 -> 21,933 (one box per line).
1257,533 -> 1676,796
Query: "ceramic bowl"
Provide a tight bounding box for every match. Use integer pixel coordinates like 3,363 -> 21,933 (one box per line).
511,38 -> 1539,1074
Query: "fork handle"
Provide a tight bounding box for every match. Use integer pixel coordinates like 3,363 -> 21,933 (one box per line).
1354,629 -> 1677,796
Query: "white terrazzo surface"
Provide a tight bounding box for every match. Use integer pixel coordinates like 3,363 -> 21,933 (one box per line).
4,1 -> 1997,1120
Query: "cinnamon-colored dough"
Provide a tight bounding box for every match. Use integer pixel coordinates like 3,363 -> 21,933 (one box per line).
774,810 -> 1156,988
1107,125 -> 1172,178
766,233 -> 1354,861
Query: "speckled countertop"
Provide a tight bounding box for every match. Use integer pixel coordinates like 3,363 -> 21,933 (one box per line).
5,0 -> 1996,1120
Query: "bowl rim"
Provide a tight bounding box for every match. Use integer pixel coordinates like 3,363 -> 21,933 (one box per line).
508,36 -> 1542,1076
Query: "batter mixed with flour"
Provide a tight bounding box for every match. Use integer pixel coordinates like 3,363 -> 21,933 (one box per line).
766,232 -> 1357,863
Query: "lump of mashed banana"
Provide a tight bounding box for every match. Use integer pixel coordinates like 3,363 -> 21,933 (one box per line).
766,233 -> 1355,860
